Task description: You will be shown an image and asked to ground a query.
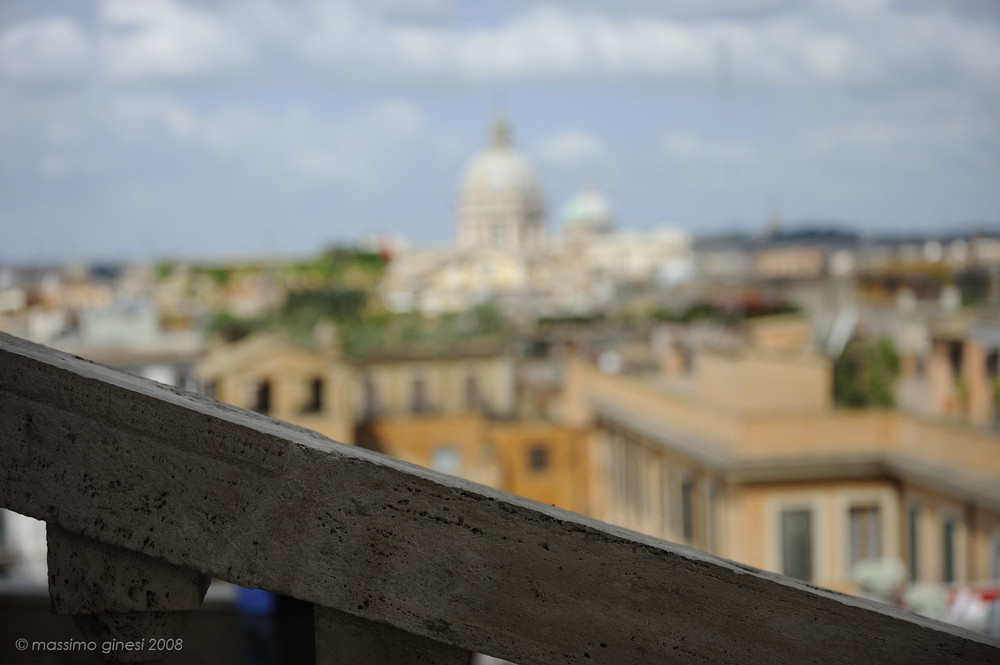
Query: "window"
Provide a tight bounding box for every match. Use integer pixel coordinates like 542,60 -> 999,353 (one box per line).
667,468 -> 683,537
464,371 -> 479,409
624,437 -> 642,512
614,432 -> 627,505
681,476 -> 695,543
660,463 -> 672,536
363,374 -> 379,418
781,508 -> 814,582
528,445 -> 549,472
637,447 -> 651,517
431,446 -> 461,476
253,380 -> 271,414
942,515 -> 958,584
682,346 -> 695,375
603,428 -> 623,505
848,505 -> 882,568
304,377 -> 324,413
706,482 -> 719,554
603,430 -> 616,498
948,341 -> 963,378
908,503 -> 920,582
411,373 -> 429,414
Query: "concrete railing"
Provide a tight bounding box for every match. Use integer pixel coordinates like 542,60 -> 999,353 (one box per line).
1,330 -> 998,664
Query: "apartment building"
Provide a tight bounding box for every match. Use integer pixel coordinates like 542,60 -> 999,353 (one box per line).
561,338 -> 1000,594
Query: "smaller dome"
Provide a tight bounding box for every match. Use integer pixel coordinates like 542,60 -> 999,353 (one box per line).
560,186 -> 615,234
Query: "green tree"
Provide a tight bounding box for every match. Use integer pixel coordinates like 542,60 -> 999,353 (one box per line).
284,288 -> 368,323
203,266 -> 231,285
833,337 -> 900,408
208,311 -> 258,343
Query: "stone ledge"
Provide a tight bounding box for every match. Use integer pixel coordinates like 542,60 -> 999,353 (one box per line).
2,331 -> 998,665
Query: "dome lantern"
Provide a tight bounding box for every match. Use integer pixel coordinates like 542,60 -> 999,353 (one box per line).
490,115 -> 511,148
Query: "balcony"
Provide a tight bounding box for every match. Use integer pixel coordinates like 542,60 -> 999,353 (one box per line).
1,330 -> 998,664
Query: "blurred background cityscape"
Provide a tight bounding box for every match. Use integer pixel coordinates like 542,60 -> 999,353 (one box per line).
1,0 -> 1000,662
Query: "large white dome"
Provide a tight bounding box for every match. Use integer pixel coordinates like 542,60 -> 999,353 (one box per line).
460,118 -> 542,194
461,149 -> 540,194
456,115 -> 546,252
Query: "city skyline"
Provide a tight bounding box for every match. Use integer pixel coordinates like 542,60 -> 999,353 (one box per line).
1,0 -> 998,262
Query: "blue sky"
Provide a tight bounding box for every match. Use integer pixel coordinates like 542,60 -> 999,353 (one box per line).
1,0 -> 998,262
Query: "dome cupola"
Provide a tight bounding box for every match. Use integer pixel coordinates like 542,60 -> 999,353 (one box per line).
560,186 -> 615,236
456,114 -> 546,252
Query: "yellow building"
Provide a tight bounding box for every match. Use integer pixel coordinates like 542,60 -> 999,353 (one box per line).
354,342 -> 516,420
561,336 -> 1000,594
195,333 -> 354,444
926,314 -> 1000,426
195,319 -> 1000,598
755,245 -> 826,279
362,413 -> 587,513
353,342 -> 588,512
195,332 -> 588,514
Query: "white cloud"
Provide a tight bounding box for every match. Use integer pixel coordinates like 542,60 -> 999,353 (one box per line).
365,0 -> 456,21
0,17 -> 91,83
798,120 -> 923,157
295,3 -> 1000,89
539,130 -> 606,166
39,153 -> 68,177
98,0 -> 254,82
566,0 -> 795,20
794,88 -> 998,166
291,149 -> 351,180
3,2 -> 997,91
662,132 -> 759,162
97,93 -> 425,188
299,6 -> 719,84
293,101 -> 424,187
365,102 -> 422,138
107,94 -> 198,143
45,120 -> 84,146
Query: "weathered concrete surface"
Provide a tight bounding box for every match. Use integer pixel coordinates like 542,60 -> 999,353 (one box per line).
48,525 -> 208,614
48,525 -> 208,663
2,331 -> 999,665
316,606 -> 472,664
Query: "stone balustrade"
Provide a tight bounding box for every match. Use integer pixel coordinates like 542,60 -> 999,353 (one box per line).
1,331 -> 998,664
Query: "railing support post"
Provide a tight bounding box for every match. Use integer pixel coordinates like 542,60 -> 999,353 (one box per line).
315,606 -> 472,665
47,525 -> 208,664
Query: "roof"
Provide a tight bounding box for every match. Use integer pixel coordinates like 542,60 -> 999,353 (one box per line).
196,333 -> 333,377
